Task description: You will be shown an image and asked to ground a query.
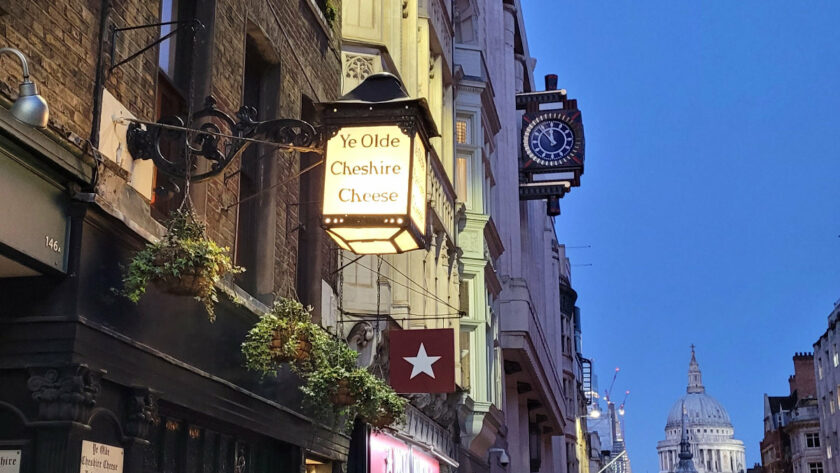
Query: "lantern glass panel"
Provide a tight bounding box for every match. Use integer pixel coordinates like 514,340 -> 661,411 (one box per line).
394,229 -> 420,252
330,227 -> 400,242
350,241 -> 398,254
326,230 -> 352,251
410,137 -> 427,231
322,125 -> 411,217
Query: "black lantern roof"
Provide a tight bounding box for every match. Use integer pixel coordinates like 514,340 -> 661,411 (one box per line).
317,73 -> 439,139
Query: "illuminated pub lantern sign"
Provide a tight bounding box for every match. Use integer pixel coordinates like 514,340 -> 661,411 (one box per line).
317,73 -> 438,254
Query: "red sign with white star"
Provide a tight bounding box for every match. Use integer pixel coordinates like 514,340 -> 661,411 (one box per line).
389,328 -> 455,393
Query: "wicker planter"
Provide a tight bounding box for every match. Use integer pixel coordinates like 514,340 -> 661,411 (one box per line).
153,272 -> 209,296
151,247 -> 215,297
366,413 -> 396,429
270,328 -> 312,363
329,379 -> 355,406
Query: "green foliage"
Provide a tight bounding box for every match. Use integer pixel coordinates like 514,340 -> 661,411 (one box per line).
241,296 -> 406,430
322,0 -> 337,27
119,209 -> 242,321
241,298 -> 320,377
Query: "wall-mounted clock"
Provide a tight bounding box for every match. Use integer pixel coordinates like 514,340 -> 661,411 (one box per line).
521,110 -> 584,171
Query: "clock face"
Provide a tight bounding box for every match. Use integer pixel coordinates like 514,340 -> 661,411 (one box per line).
525,118 -> 575,165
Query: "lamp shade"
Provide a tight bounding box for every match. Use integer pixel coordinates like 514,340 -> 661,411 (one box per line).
318,73 -> 438,254
0,48 -> 49,128
11,81 -> 49,128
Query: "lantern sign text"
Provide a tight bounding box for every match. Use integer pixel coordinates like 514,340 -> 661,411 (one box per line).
324,126 -> 411,216
322,125 -> 428,254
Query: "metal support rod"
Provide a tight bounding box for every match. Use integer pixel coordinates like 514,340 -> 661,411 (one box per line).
118,117 -> 322,154
331,255 -> 365,275
0,47 -> 31,80
596,450 -> 627,473
221,159 -> 324,211
109,19 -> 204,72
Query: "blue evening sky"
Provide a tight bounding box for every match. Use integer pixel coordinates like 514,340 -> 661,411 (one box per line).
523,2 -> 840,472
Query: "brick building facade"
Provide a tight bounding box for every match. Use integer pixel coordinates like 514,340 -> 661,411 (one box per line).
761,353 -> 824,473
0,0 -> 346,471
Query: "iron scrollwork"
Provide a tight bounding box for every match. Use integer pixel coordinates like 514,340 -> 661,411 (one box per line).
127,96 -> 321,182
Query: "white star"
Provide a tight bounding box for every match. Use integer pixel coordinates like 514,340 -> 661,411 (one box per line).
403,343 -> 441,379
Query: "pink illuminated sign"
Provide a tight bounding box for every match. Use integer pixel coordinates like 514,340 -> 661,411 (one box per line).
369,432 -> 440,473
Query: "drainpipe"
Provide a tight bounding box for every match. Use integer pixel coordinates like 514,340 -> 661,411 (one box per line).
90,0 -> 113,149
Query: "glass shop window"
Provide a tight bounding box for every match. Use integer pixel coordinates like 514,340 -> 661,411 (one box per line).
305,456 -> 333,473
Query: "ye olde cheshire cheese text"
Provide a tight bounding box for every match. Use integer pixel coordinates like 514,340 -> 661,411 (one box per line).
331,132 -> 406,203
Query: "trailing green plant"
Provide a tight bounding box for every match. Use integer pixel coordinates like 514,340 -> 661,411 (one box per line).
322,0 -> 337,27
354,368 -> 407,428
242,298 -> 321,377
241,296 -> 406,430
119,209 -> 242,322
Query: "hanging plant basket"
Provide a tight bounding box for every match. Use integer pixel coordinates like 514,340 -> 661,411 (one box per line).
270,327 -> 313,363
151,247 -> 217,296
329,378 -> 356,406
241,297 -> 407,433
242,298 -> 319,376
118,209 -> 242,322
366,412 -> 396,429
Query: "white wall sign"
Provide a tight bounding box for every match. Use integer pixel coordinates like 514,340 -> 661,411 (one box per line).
80,441 -> 123,473
0,450 -> 21,473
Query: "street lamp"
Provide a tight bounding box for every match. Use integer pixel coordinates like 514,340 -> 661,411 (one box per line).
0,47 -> 49,128
317,73 -> 438,254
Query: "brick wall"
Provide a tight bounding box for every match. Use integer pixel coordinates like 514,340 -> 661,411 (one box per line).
791,353 -> 817,399
0,0 -> 342,301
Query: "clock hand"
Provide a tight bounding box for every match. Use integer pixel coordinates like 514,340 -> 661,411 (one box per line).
547,129 -> 557,146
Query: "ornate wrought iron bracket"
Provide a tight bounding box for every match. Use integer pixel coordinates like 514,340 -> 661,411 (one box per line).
109,19 -> 204,72
126,96 -> 321,182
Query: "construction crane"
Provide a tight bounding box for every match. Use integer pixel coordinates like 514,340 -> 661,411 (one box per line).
604,366 -> 620,402
618,390 -> 630,416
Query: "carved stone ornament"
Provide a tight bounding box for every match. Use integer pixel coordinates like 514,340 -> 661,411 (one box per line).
27,365 -> 103,423
406,392 -> 459,427
125,386 -> 157,439
127,95 -> 319,182
347,321 -> 376,367
344,54 -> 375,81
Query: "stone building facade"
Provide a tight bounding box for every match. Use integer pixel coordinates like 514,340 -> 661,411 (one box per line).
814,300 -> 840,473
658,348 -> 746,473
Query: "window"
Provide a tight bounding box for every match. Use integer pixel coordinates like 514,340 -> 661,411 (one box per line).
831,397 -> 836,414
456,119 -> 469,144
807,433 -> 821,448
834,345 -> 839,367
455,156 -> 469,203
233,34 -> 277,297
809,463 -> 824,473
820,359 -> 825,379
828,445 -> 832,459
459,328 -> 471,391
152,0 -> 199,221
